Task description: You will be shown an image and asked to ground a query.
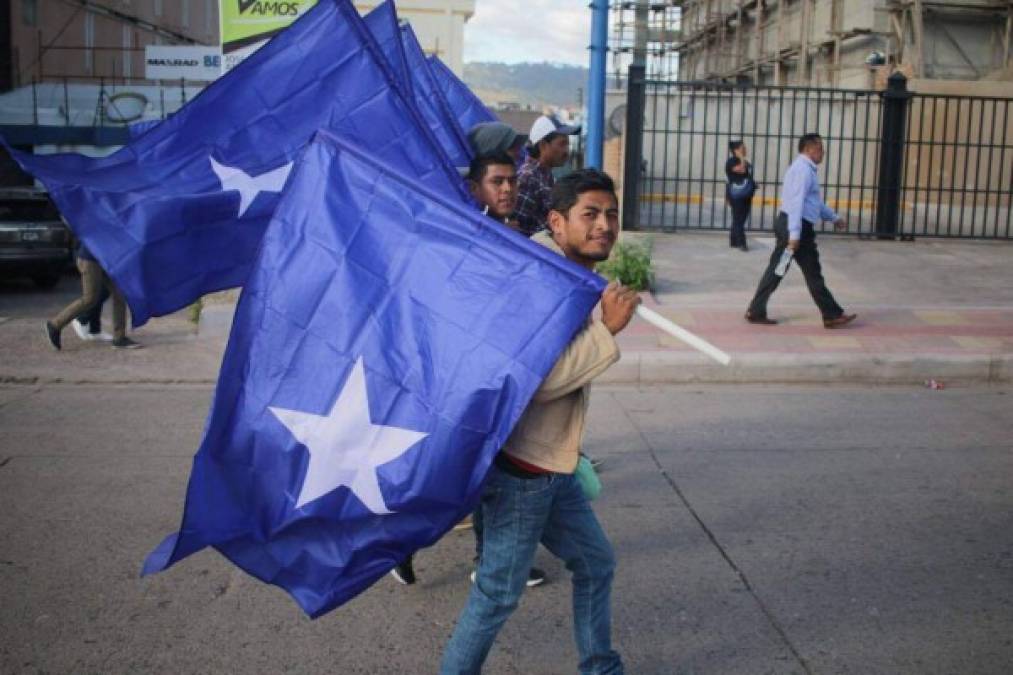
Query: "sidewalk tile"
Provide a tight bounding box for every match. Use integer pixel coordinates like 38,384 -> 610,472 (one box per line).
806,336 -> 863,349
655,309 -> 696,326
782,315 -> 823,327
656,335 -> 694,350
915,310 -> 970,326
950,336 -> 1005,351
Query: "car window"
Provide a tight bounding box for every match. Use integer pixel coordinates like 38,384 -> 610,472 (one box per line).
0,200 -> 61,221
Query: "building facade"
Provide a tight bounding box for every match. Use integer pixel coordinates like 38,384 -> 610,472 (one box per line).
3,0 -> 217,91
610,0 -> 1013,89
1,0 -> 475,94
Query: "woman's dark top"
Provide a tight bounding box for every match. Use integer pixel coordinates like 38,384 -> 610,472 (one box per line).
725,157 -> 754,201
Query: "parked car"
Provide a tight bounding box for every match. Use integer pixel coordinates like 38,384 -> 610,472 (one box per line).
0,187 -> 74,289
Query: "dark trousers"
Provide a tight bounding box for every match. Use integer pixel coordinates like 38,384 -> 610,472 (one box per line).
728,198 -> 751,247
747,213 -> 844,321
77,285 -> 110,333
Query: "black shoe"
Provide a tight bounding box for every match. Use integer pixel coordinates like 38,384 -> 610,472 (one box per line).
744,312 -> 777,325
390,557 -> 416,585
44,321 -> 61,351
739,244 -> 749,252
823,313 -> 857,329
111,336 -> 142,349
526,567 -> 546,587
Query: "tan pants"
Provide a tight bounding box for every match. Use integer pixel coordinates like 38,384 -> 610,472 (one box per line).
50,259 -> 127,340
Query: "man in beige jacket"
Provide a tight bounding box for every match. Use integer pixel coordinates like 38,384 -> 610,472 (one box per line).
441,169 -> 639,675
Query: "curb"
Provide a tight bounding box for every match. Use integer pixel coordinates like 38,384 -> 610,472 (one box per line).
191,303 -> 1012,386
598,351 -> 1013,385
4,354 -> 1009,387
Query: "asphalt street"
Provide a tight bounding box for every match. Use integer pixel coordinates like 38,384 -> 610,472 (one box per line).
2,381 -> 1011,674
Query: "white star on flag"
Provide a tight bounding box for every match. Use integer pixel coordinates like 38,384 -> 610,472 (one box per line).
269,358 -> 428,514
210,156 -> 293,217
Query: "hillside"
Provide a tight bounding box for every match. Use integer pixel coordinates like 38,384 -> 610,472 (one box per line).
462,62 -> 589,110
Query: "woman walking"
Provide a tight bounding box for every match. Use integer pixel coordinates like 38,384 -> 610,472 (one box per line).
725,140 -> 756,251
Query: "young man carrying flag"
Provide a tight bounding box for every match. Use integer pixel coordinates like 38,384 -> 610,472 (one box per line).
390,152 -> 548,588
441,169 -> 638,675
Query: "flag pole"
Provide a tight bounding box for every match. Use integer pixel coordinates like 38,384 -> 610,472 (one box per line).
636,306 -> 732,366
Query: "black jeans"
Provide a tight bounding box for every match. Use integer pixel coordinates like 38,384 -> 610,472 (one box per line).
747,213 -> 844,320
728,197 -> 751,247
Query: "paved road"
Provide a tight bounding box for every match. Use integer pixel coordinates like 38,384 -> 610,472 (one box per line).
2,382 -> 1011,674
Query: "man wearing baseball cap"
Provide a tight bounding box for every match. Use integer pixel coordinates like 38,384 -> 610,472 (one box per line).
467,121 -> 527,162
515,114 -> 580,236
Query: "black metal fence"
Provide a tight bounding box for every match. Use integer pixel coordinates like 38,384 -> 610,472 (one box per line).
622,69 -> 1013,240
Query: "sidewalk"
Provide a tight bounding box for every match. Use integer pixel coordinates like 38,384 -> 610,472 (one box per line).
603,231 -> 1013,384
2,232 -> 1011,385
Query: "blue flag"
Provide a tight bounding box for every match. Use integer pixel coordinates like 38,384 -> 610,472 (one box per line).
427,55 -> 497,133
398,24 -> 472,168
363,4 -> 470,168
3,0 -> 464,327
142,130 -> 606,618
126,119 -> 162,140
363,1 -> 411,97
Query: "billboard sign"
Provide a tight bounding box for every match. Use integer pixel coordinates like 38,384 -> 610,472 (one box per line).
221,0 -> 320,72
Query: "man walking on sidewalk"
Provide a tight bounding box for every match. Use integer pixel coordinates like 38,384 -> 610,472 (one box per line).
745,133 -> 856,328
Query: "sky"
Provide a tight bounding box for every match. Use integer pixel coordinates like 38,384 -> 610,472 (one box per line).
463,0 -> 591,66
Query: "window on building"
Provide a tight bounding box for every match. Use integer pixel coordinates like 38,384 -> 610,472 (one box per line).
154,0 -> 163,17
205,0 -> 214,36
22,0 -> 38,26
122,26 -> 133,79
84,12 -> 95,74
181,0 -> 190,28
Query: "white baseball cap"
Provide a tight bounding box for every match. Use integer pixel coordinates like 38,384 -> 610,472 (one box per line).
528,115 -> 581,146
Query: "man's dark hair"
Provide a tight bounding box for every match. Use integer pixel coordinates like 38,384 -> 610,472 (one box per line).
548,168 -> 617,215
728,139 -> 744,153
528,132 -> 563,159
466,152 -> 516,183
798,133 -> 822,153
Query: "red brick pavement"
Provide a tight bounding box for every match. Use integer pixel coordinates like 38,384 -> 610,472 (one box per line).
616,296 -> 1013,357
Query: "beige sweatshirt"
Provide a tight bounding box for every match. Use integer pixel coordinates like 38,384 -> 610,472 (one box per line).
501,233 -> 620,473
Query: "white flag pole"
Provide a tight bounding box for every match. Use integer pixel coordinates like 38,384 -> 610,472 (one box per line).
636,306 -> 732,366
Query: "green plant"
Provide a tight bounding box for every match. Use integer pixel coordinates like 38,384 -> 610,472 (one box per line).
596,239 -> 654,291
187,297 -> 204,324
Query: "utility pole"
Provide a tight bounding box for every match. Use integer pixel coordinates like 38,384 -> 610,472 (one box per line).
584,0 -> 609,169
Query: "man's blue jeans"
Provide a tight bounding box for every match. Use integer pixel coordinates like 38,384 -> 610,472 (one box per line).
441,465 -> 623,675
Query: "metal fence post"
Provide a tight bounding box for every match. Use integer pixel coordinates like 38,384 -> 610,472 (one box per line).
621,64 -> 646,231
875,72 -> 912,239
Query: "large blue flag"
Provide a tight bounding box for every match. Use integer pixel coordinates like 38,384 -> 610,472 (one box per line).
398,24 -> 472,168
362,4 -> 470,168
427,55 -> 497,133
362,1 -> 411,97
3,0 -> 464,326
142,131 -> 606,618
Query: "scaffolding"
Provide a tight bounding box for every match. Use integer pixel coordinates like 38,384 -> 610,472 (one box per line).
610,1 -> 683,85
667,0 -> 1013,86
